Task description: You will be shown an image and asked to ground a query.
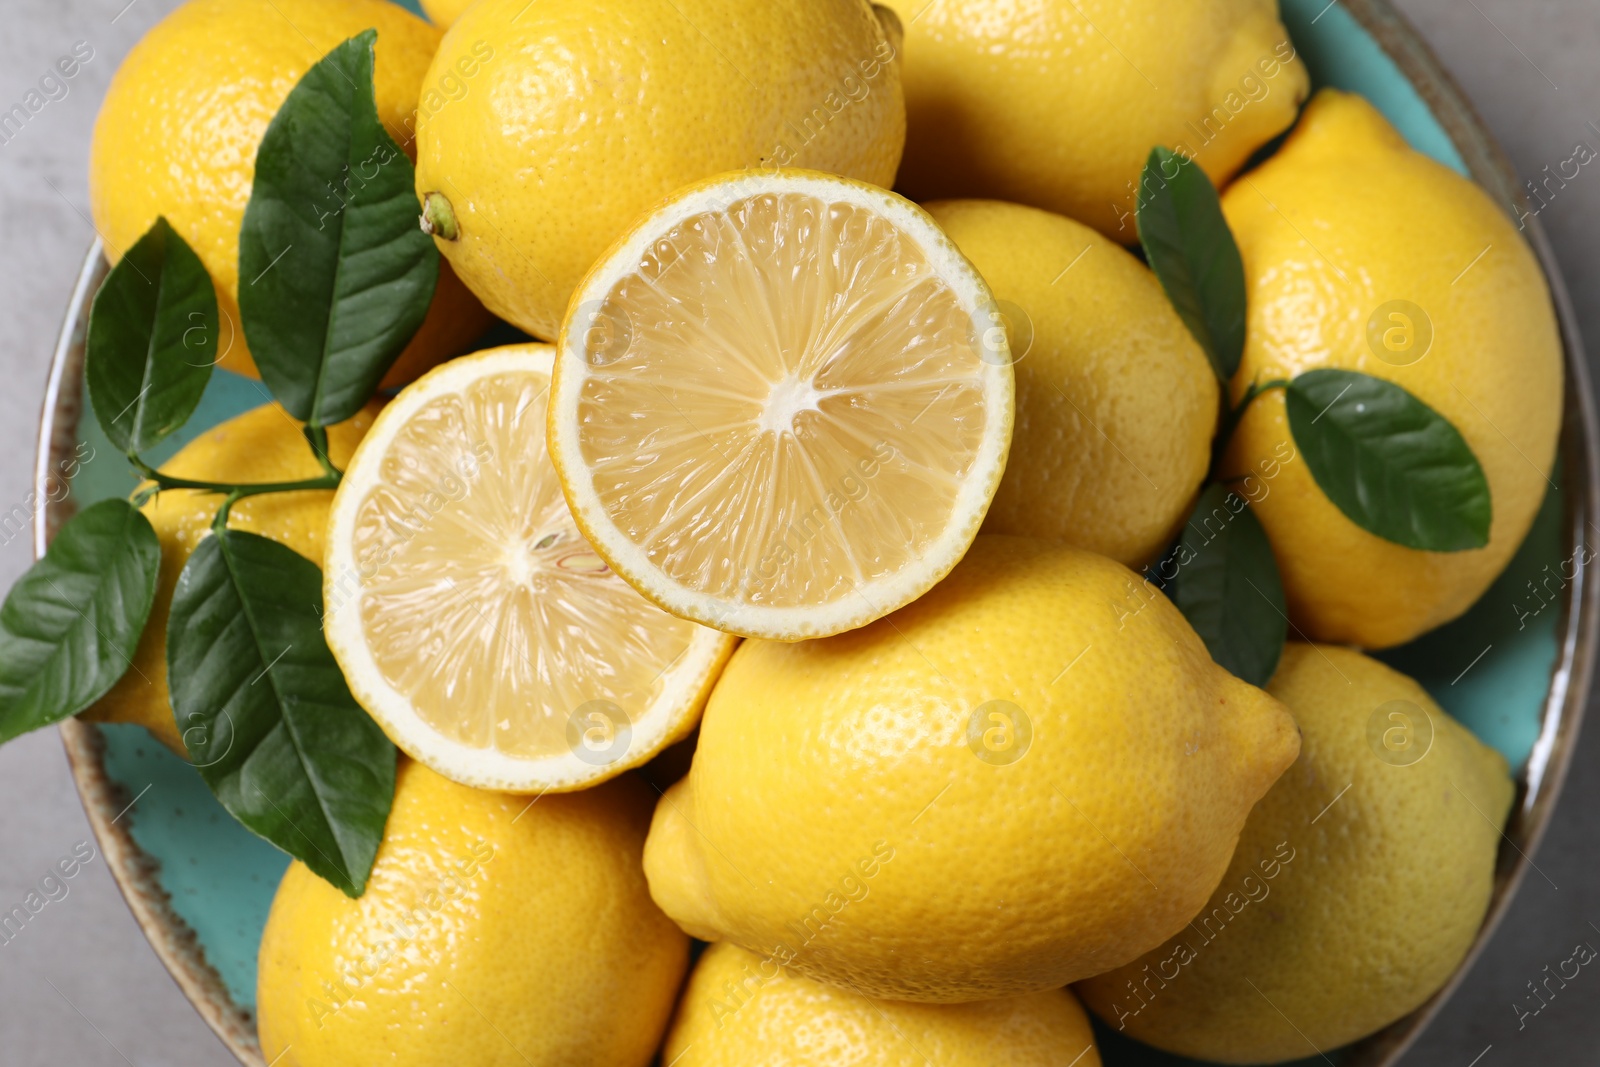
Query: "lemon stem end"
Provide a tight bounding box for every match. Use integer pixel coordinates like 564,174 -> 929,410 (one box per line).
421,192 -> 460,242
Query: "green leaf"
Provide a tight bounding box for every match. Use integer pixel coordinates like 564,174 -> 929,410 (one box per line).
1136,147 -> 1247,382
238,29 -> 438,427
1285,369 -> 1491,552
1171,484 -> 1287,687
167,529 -> 395,896
86,218 -> 217,455
0,500 -> 160,742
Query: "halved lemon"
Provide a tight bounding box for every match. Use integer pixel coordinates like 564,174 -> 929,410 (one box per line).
548,170 -> 1014,640
322,344 -> 735,793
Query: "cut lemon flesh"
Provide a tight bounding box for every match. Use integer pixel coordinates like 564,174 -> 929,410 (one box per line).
323,344 -> 735,793
549,170 -> 1014,640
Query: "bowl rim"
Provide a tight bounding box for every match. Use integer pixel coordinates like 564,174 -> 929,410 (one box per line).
33,2 -> 1600,1063
38,247 -> 263,1059
1278,3 -> 1600,1063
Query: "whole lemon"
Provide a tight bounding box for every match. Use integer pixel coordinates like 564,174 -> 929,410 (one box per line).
1221,90 -> 1564,648
257,760 -> 688,1066
1076,644 -> 1512,1063
89,0 -> 492,387
413,0 -> 906,339
82,402 -> 378,756
664,941 -> 1104,1067
881,0 -> 1307,241
643,536 -> 1300,1001
927,199 -> 1218,568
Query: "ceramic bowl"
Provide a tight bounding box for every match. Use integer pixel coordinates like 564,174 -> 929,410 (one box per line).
34,0 -> 1599,1063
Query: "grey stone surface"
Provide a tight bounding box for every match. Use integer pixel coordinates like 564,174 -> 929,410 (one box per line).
0,0 -> 1594,1064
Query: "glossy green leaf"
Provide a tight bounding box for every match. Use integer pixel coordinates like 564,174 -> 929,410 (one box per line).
167,529 -> 395,896
1285,369 -> 1491,551
1171,484 -> 1287,687
238,29 -> 438,427
86,217 -> 217,455
0,500 -> 160,741
1136,147 -> 1247,382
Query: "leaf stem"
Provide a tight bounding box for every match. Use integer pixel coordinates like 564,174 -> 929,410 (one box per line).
212,490 -> 243,533
304,423 -> 338,479
1212,378 -> 1289,472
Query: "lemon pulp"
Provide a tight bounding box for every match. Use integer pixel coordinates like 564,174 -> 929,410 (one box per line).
552,172 -> 1013,640
326,345 -> 733,792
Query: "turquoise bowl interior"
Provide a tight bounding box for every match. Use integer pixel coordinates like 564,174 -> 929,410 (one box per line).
46,1 -> 1586,1064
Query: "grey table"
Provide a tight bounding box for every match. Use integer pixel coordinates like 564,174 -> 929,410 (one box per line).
1,0 -> 1597,1063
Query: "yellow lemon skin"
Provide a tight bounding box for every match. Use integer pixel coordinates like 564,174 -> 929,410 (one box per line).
643,536 -> 1300,1002
414,0 -> 906,340
927,199 -> 1218,568
664,942 -> 1103,1067
89,0 -> 492,387
419,0 -> 474,29
257,760 -> 688,1067
882,0 -> 1306,241
1077,644 -> 1512,1064
82,402 -> 378,756
1221,90 -> 1564,649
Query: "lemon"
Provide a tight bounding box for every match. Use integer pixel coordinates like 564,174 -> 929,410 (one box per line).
322,344 -> 735,792
664,942 -> 1104,1066
643,535 -> 1300,1001
881,0 -> 1307,241
1221,90 -> 1564,648
926,199 -> 1219,568
83,402 -> 378,756
548,170 -> 1013,641
257,759 -> 687,1067
1077,643 -> 1513,1063
413,0 -> 905,339
418,0 -> 473,29
89,0 -> 492,387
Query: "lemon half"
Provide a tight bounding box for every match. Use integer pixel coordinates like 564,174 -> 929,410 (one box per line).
548,170 -> 1014,641
323,345 -> 735,793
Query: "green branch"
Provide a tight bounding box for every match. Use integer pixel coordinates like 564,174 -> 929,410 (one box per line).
130,458 -> 342,517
